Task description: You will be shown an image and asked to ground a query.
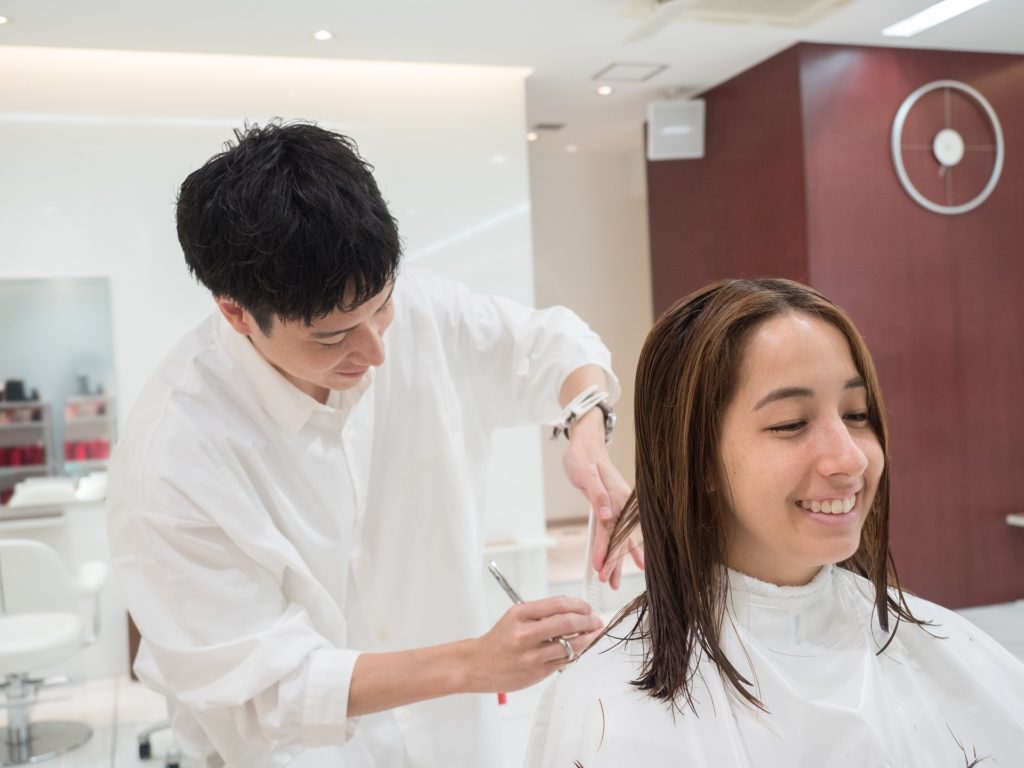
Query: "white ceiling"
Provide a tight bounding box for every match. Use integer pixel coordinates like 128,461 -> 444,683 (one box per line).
1,0 -> 1021,153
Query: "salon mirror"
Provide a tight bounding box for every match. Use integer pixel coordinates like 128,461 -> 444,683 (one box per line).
0,277 -> 115,509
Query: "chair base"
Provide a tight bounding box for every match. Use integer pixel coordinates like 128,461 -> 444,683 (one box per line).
1,721 -> 92,766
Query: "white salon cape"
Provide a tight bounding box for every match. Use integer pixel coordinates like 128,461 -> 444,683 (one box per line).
107,268 -> 617,767
527,565 -> 1024,767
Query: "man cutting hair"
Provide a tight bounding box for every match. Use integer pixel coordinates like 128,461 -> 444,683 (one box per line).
108,121 -> 640,766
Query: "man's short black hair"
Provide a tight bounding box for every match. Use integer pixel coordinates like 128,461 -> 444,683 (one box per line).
176,120 -> 402,334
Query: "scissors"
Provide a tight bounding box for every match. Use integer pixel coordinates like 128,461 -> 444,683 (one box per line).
487,560 -> 576,664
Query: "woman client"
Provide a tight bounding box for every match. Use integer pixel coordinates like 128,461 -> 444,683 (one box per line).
527,278 -> 1024,766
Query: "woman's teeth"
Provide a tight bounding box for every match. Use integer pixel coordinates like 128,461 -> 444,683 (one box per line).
798,495 -> 856,515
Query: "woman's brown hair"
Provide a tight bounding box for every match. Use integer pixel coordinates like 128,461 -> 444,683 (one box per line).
606,277 -> 925,712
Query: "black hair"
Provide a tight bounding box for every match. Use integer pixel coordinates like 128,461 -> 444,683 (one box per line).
176,120 -> 402,334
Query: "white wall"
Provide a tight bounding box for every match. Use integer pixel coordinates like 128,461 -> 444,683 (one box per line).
529,140 -> 654,524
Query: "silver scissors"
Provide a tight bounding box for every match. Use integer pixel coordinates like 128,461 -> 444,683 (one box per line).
487,560 -> 576,664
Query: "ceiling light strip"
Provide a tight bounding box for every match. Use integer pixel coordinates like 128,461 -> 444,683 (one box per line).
882,0 -> 992,37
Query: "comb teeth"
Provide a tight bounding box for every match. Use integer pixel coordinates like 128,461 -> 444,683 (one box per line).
584,508 -> 605,612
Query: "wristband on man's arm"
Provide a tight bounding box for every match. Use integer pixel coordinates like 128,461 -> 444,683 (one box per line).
548,384 -> 615,444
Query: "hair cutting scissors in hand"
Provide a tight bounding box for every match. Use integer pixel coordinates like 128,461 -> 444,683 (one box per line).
487,560 -> 576,664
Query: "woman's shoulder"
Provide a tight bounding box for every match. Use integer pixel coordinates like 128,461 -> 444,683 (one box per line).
832,567 -> 1024,681
525,623 -> 745,767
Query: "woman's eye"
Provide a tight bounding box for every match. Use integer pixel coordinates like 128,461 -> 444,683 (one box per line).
844,411 -> 869,424
768,421 -> 805,433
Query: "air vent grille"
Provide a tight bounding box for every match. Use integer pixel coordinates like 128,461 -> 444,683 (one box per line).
656,0 -> 850,26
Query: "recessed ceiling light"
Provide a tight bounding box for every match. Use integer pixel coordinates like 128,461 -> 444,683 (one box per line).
565,145 -> 579,153
490,154 -> 508,164
596,85 -> 614,96
526,131 -> 539,142
313,30 -> 333,42
0,16 -> 9,25
882,0 -> 992,37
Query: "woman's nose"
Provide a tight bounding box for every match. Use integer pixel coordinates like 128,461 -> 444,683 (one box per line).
816,419 -> 869,478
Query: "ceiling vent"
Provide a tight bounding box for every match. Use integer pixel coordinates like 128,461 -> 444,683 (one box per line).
593,63 -> 668,82
653,0 -> 850,26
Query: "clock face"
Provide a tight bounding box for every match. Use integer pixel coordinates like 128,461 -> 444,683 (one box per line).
891,80 -> 1004,216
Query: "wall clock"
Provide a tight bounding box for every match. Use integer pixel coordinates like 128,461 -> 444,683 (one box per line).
891,79 -> 1004,216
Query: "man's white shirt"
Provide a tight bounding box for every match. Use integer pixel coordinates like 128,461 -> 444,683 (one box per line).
107,268 -> 617,767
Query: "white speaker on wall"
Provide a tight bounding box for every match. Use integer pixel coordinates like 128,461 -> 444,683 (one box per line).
647,99 -> 705,161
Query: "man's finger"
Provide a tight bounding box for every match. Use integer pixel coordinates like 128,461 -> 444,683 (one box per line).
514,595 -> 593,621
560,628 -> 604,664
596,462 -> 631,515
629,538 -> 645,569
527,612 -> 603,647
575,468 -> 612,522
591,516 -> 613,574
610,557 -> 623,590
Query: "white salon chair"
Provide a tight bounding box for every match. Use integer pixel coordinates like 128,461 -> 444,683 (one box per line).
0,539 -> 107,766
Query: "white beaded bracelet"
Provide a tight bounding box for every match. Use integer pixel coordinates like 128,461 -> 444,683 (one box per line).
549,384 -> 615,443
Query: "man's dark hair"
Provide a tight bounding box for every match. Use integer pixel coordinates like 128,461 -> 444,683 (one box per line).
176,120 -> 402,334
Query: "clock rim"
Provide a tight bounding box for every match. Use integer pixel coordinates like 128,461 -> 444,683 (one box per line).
890,79 -> 1004,216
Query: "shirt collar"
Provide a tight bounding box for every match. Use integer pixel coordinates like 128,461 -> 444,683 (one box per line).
217,314 -> 372,435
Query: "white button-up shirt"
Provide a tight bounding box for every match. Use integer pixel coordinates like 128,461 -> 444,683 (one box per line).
107,268 -> 617,767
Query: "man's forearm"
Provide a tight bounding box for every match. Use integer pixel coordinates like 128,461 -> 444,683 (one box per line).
348,640 -> 474,717
347,594 -> 602,717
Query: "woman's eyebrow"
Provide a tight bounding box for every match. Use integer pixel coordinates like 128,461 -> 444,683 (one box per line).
753,376 -> 865,411
753,386 -> 812,411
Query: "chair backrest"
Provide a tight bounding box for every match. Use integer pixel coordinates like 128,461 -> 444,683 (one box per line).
0,539 -> 79,615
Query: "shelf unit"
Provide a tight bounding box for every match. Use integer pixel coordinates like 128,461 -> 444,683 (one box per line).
63,395 -> 116,476
0,401 -> 57,504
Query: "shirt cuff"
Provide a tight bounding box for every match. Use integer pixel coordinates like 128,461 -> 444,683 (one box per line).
298,647 -> 362,744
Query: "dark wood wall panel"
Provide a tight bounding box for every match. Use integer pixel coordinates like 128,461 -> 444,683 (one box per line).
647,43 -> 1024,608
646,46 -> 809,315
799,45 -> 1024,607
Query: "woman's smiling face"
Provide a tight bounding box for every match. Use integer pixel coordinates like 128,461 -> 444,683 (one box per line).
718,311 -> 884,586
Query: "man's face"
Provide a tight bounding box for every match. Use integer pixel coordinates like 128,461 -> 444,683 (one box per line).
228,282 -> 395,402
717,312 -> 884,586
